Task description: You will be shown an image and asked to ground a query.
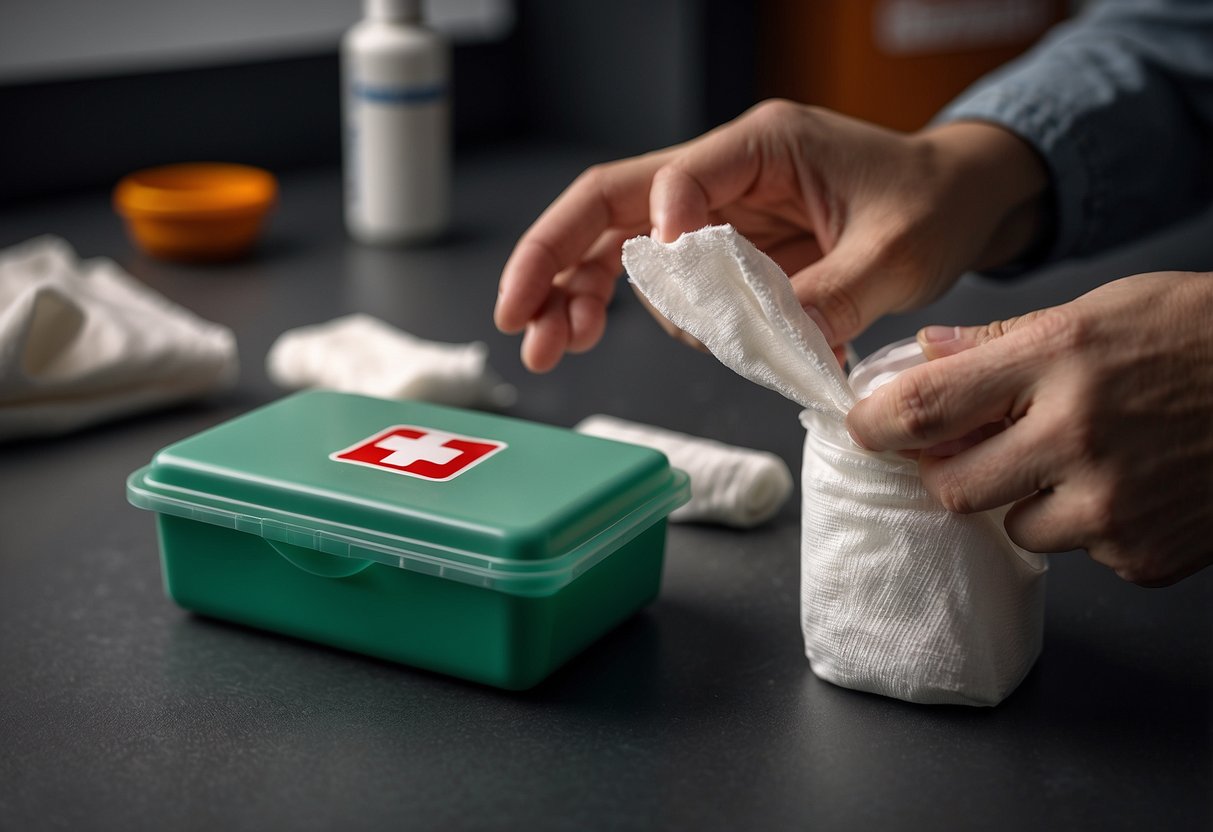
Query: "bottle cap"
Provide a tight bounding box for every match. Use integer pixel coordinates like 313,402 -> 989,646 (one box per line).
366,0 -> 422,22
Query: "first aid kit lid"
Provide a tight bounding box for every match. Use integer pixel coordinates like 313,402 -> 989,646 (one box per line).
128,391 -> 689,594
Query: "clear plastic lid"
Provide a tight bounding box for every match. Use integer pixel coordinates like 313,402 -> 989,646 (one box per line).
848,336 -> 928,400
127,392 -> 691,596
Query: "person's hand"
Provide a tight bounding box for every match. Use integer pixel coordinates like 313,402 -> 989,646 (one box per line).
847,271 -> 1213,586
495,99 -> 1049,372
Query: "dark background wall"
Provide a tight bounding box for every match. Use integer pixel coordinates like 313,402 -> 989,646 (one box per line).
1,0 -> 1071,206
0,0 -> 758,205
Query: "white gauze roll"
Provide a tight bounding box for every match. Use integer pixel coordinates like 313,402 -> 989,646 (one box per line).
622,224 -> 1047,707
574,414 -> 793,527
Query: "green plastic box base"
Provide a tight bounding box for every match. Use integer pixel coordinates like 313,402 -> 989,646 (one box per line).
129,391 -> 689,690
156,515 -> 669,690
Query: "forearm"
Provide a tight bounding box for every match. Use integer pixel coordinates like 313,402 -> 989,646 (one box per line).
912,121 -> 1051,272
934,0 -> 1213,272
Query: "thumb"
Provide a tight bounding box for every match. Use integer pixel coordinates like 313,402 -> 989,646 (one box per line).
790,238 -> 913,349
790,235 -> 941,351
916,309 -> 1050,360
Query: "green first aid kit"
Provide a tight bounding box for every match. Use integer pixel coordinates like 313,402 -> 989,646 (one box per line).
127,391 -> 689,689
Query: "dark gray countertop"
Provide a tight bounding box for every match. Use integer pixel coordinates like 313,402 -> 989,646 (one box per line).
1,142 -> 1210,832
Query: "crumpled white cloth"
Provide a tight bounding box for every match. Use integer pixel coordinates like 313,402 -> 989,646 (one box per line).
0,236 -> 237,441
266,314 -> 515,408
623,224 -> 1047,706
574,414 -> 793,527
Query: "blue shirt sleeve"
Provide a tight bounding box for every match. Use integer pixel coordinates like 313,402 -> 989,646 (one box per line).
935,0 -> 1213,271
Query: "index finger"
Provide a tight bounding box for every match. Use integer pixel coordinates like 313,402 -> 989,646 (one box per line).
846,338 -> 1035,452
495,150 -> 673,334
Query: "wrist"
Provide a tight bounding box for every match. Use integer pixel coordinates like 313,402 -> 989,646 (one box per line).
914,121 -> 1051,271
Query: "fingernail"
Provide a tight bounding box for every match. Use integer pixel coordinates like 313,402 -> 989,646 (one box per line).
805,306 -> 836,344
920,325 -> 959,344
653,225 -> 683,245
492,298 -> 514,332
846,425 -> 869,450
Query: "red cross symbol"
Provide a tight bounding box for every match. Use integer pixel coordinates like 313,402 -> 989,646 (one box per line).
331,425 -> 506,481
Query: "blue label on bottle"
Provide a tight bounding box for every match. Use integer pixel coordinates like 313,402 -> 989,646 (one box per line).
352,82 -> 446,105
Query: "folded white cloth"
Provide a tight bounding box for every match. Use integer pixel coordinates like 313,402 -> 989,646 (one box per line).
574,414 -> 793,527
0,236 -> 237,441
266,314 -> 515,408
623,224 -> 1047,706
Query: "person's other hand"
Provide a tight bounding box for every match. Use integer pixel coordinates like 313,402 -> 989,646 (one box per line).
847,272 -> 1213,586
495,100 -> 1048,372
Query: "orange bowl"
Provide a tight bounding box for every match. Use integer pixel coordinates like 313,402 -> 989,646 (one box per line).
114,163 -> 277,262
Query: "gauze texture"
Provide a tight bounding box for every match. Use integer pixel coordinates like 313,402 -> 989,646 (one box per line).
623,225 -> 1046,706
0,236 -> 237,441
267,314 -> 515,408
575,414 -> 793,527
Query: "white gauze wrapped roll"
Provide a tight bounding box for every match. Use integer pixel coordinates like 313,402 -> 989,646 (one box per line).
622,224 -> 1047,707
575,414 -> 793,527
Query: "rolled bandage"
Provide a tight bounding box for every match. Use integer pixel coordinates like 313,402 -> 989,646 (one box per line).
267,314 -> 515,408
574,415 -> 793,528
622,224 -> 1046,706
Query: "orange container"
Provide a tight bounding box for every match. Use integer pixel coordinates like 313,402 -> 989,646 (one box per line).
114,163 -> 277,262
759,0 -> 1067,132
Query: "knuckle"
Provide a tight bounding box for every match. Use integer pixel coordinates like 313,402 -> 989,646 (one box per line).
1030,306 -> 1090,356
1072,483 -> 1119,542
982,317 -> 1018,342
932,467 -> 975,514
575,163 -> 608,192
647,161 -> 678,192
517,236 -> 564,284
746,98 -> 799,125
1104,549 -> 1173,587
1054,406 -> 1101,469
812,283 -> 864,342
891,373 -> 945,444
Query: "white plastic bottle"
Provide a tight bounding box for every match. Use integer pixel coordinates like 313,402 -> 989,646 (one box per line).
342,0 -> 450,244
